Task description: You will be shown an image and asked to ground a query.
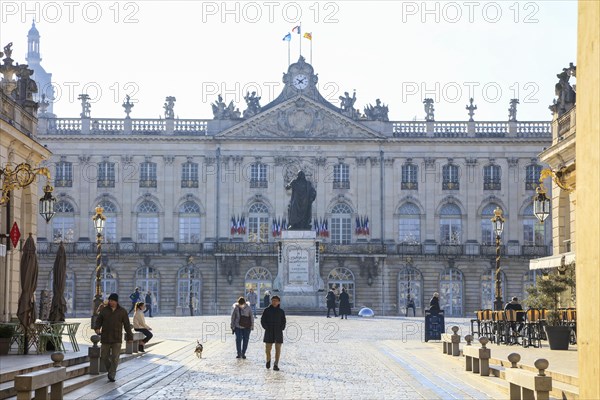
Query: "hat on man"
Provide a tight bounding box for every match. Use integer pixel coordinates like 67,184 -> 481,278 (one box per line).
108,293 -> 119,302
271,295 -> 280,301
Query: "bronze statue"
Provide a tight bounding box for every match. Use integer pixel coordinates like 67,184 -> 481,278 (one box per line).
285,170 -> 316,230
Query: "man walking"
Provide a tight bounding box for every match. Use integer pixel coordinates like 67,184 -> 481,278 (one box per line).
261,295 -> 286,371
128,287 -> 141,314
325,288 -> 337,318
94,293 -> 133,382
247,288 -> 258,317
144,290 -> 153,317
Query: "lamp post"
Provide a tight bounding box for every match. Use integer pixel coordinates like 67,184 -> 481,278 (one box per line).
188,256 -> 194,317
91,206 -> 105,326
491,207 -> 505,311
533,186 -> 551,223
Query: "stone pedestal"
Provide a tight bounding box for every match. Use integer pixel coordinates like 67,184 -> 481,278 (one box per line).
273,231 -> 324,311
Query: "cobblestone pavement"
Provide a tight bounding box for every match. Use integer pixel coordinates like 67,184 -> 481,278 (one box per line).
67,315 -> 504,400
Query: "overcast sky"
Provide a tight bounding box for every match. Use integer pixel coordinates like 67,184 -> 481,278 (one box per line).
1,1 -> 577,121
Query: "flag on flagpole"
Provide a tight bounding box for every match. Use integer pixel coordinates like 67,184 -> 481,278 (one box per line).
303,32 -> 312,40
282,32 -> 292,41
231,217 -> 236,235
365,217 -> 370,235
292,25 -> 301,34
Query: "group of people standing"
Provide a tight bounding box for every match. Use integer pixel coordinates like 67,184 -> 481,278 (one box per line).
325,287 -> 351,319
230,290 -> 286,371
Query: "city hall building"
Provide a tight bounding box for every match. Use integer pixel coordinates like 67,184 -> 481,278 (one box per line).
24,26 -> 552,317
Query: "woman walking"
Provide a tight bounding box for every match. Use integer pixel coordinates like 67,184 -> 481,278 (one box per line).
339,287 -> 351,319
133,302 -> 153,352
230,297 -> 254,359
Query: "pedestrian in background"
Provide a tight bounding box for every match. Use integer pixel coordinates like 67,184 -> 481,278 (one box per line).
325,288 -> 337,318
406,298 -> 416,317
263,290 -> 271,308
339,287 -> 351,319
261,295 -> 286,371
133,302 -> 153,352
128,287 -> 141,314
247,288 -> 258,316
429,292 -> 441,314
231,297 -> 254,359
144,290 -> 153,317
94,293 -> 133,382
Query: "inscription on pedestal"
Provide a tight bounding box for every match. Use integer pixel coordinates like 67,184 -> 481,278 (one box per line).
288,248 -> 309,284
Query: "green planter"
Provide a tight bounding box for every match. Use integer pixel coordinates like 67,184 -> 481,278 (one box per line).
544,325 -> 570,350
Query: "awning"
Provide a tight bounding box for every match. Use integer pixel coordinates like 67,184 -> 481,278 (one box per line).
529,251 -> 576,270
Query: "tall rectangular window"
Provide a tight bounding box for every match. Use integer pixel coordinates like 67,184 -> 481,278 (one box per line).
55,161 -> 73,187
523,219 -> 545,245
331,217 -> 351,244
401,163 -> 418,190
98,162 -> 115,188
181,162 -> 199,188
140,162 -> 157,188
250,163 -> 268,188
333,163 -> 350,189
137,217 -> 159,243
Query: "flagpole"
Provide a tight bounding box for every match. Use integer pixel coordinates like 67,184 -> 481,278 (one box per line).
299,22 -> 302,57
288,40 -> 290,66
310,36 -> 313,64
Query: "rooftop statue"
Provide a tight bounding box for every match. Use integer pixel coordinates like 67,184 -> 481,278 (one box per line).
78,93 -> 91,118
549,63 -> 576,116
285,170 -> 316,231
423,98 -> 435,122
339,91 -> 357,119
508,99 -> 519,122
14,64 -> 37,103
466,98 -> 477,122
364,99 -> 389,122
243,91 -> 262,118
211,94 -> 239,120
164,96 -> 176,119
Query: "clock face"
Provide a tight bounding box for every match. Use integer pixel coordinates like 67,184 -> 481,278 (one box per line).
293,74 -> 308,90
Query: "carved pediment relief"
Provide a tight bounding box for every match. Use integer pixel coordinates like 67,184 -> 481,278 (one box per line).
216,96 -> 383,140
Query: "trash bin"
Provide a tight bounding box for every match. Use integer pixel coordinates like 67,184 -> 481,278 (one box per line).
424,309 -> 445,342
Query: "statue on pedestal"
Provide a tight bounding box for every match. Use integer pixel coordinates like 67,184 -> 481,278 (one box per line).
285,171 -> 316,230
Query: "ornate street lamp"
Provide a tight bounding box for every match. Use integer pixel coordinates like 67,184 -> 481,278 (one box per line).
188,256 -> 194,317
491,207 -> 505,311
38,184 -> 56,223
533,186 -> 551,223
91,206 -> 106,326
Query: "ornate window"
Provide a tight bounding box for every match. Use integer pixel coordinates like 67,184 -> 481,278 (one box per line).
442,164 -> 460,190
55,160 -> 73,187
179,201 -> 201,243
439,203 -> 462,244
398,203 -> 421,244
333,163 -> 350,189
97,200 -> 118,243
137,200 -> 159,243
250,163 -> 268,188
181,161 -> 199,188
481,204 -> 502,245
397,267 -> 423,313
136,266 -> 160,314
401,163 -> 418,190
331,203 -> 353,244
245,267 -> 273,308
525,164 -> 542,190
140,162 -> 157,188
97,161 -> 115,188
481,269 -> 506,310
248,202 -> 269,242
439,267 -> 464,316
328,267 -> 355,308
52,200 -> 75,242
483,165 -> 501,190
523,203 -> 545,245
177,266 -> 202,311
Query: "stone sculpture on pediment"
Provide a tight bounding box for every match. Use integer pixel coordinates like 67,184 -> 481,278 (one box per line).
211,94 -> 240,120
243,91 -> 262,118
14,64 -> 37,103
364,99 -> 389,122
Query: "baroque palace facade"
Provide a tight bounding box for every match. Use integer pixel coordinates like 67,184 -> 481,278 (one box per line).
25,30 -> 553,317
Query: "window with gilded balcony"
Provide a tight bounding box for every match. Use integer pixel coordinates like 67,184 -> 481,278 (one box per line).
483,165 -> 501,190
55,160 -> 73,187
442,164 -> 459,190
140,162 -> 157,188
97,161 -> 115,188
525,164 -> 542,191
333,163 -> 350,189
401,163 -> 418,190
250,163 -> 268,188
181,162 -> 199,188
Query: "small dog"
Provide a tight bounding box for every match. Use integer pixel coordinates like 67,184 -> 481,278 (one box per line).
194,340 -> 203,358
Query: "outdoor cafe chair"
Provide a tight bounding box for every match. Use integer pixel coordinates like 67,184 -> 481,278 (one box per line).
504,309 -> 523,345
38,323 -> 66,354
522,309 -> 542,348
63,322 -> 81,352
480,309 -> 494,338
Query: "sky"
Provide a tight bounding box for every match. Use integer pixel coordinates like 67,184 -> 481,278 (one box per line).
0,0 -> 578,122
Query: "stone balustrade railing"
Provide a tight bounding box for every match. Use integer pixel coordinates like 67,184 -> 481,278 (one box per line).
39,117 -> 209,136
393,121 -> 550,138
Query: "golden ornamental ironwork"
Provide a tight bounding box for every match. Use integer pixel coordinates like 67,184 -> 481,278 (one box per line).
0,162 -> 51,205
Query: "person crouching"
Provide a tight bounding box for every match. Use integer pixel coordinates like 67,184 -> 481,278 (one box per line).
133,302 -> 153,352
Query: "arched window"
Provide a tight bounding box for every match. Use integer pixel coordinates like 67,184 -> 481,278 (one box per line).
439,268 -> 464,316
401,163 -> 418,190
525,164 -> 542,190
179,201 -> 201,243
398,267 -> 423,314
245,267 -> 273,308
483,165 -> 501,190
248,202 -> 269,242
331,204 -> 353,244
481,269 -> 506,310
135,266 -> 160,314
328,267 -> 355,308
177,266 -> 202,314
481,204 -> 502,245
440,203 -> 462,244
91,266 -> 117,301
52,200 -> 75,242
442,164 -> 460,190
137,200 -> 159,243
48,268 -> 76,317
398,203 -> 421,243
523,203 -> 545,245
98,200 -> 117,243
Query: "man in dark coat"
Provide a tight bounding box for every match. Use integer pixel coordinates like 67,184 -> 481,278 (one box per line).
429,292 -> 441,314
144,290 -> 153,317
325,288 -> 337,318
504,296 -> 525,332
338,287 -> 351,319
261,295 -> 286,371
94,293 -> 134,382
